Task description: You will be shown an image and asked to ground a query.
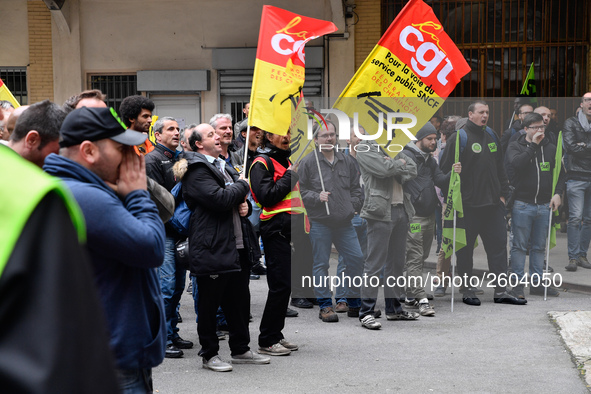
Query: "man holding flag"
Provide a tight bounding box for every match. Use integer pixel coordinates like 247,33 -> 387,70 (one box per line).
440,100 -> 525,306
506,113 -> 564,299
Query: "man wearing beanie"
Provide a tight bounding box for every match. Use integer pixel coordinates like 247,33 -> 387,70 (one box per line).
440,100 -> 525,306
399,122 -> 461,316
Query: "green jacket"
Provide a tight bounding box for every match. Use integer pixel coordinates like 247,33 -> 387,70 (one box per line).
355,139 -> 417,222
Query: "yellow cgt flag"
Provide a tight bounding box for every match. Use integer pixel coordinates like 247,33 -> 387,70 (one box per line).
248,6 -> 336,135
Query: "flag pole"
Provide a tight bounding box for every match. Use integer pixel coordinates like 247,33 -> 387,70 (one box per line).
311,142 -> 330,215
543,207 -> 553,301
451,210 -> 457,313
242,124 -> 251,177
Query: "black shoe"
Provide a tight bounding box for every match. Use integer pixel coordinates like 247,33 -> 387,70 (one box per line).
494,291 -> 527,305
285,308 -> 299,317
290,297 -> 313,309
216,330 -> 227,340
530,286 -> 560,297
249,273 -> 260,280
177,311 -> 182,323
251,262 -> 267,275
307,298 -> 319,305
172,337 -> 193,349
462,289 -> 481,306
565,259 -> 578,272
347,307 -> 360,317
165,344 -> 184,358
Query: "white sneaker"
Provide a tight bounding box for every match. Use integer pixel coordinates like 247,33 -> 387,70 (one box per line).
360,315 -> 381,330
258,343 -> 291,356
279,339 -> 298,351
418,302 -> 435,316
202,355 -> 232,372
231,350 -> 270,364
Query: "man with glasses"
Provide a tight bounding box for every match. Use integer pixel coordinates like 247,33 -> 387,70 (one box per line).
563,93 -> 591,272
506,113 -> 564,298
298,121 -> 365,323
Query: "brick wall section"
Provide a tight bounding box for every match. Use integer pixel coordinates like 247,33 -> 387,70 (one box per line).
27,1 -> 54,102
354,0 -> 382,70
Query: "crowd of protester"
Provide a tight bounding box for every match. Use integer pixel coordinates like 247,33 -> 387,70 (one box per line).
1,89 -> 589,392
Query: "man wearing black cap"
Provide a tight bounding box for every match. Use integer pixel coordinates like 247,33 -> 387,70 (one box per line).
399,123 -> 460,316
44,107 -> 167,393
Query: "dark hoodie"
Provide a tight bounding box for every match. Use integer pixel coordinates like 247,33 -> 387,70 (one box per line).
505,133 -> 565,204
400,142 -> 449,217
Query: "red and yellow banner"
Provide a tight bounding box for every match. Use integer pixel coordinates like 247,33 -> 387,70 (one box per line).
249,6 -> 336,135
334,0 -> 469,152
0,78 -> 20,108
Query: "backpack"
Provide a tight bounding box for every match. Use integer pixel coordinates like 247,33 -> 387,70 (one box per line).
458,127 -> 499,154
169,181 -> 191,236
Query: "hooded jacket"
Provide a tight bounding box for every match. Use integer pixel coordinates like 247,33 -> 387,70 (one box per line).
43,153 -> 166,370
180,151 -> 259,276
505,133 -> 565,204
399,142 -> 449,217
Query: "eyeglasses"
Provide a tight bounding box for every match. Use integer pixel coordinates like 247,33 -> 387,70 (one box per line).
526,125 -> 546,131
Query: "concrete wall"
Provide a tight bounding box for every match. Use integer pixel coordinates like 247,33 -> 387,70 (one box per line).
0,0 -> 356,112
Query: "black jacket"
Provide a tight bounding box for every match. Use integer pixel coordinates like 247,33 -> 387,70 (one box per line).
506,134 -> 565,204
501,119 -> 523,154
249,144 -> 299,239
563,116 -> 591,180
400,143 -> 449,217
298,149 -> 362,224
182,152 -> 257,276
440,120 -> 510,208
145,143 -> 180,192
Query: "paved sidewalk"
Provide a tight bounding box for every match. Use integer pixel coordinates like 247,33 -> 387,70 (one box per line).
153,230 -> 591,393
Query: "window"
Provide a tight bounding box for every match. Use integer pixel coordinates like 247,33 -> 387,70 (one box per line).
88,74 -> 137,113
381,0 -> 589,98
0,68 -> 27,105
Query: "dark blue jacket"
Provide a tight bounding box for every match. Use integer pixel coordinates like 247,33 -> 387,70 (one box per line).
44,153 -> 166,370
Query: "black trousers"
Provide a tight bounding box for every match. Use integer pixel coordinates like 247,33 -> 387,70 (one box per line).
258,231 -> 291,348
456,203 -> 508,293
196,250 -> 251,360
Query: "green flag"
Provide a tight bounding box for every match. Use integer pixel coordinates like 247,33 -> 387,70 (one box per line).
442,132 -> 467,258
549,130 -> 563,249
520,62 -> 537,101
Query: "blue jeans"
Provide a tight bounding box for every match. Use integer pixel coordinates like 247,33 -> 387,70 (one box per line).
158,236 -> 186,343
336,214 -> 367,308
116,368 -> 152,394
510,200 -> 550,282
309,219 -> 365,309
566,179 -> 591,259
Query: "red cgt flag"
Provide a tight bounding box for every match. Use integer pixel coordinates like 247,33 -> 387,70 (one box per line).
334,0 -> 470,153
248,6 -> 336,135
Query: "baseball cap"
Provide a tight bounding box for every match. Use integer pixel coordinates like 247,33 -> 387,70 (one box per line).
60,107 -> 147,148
